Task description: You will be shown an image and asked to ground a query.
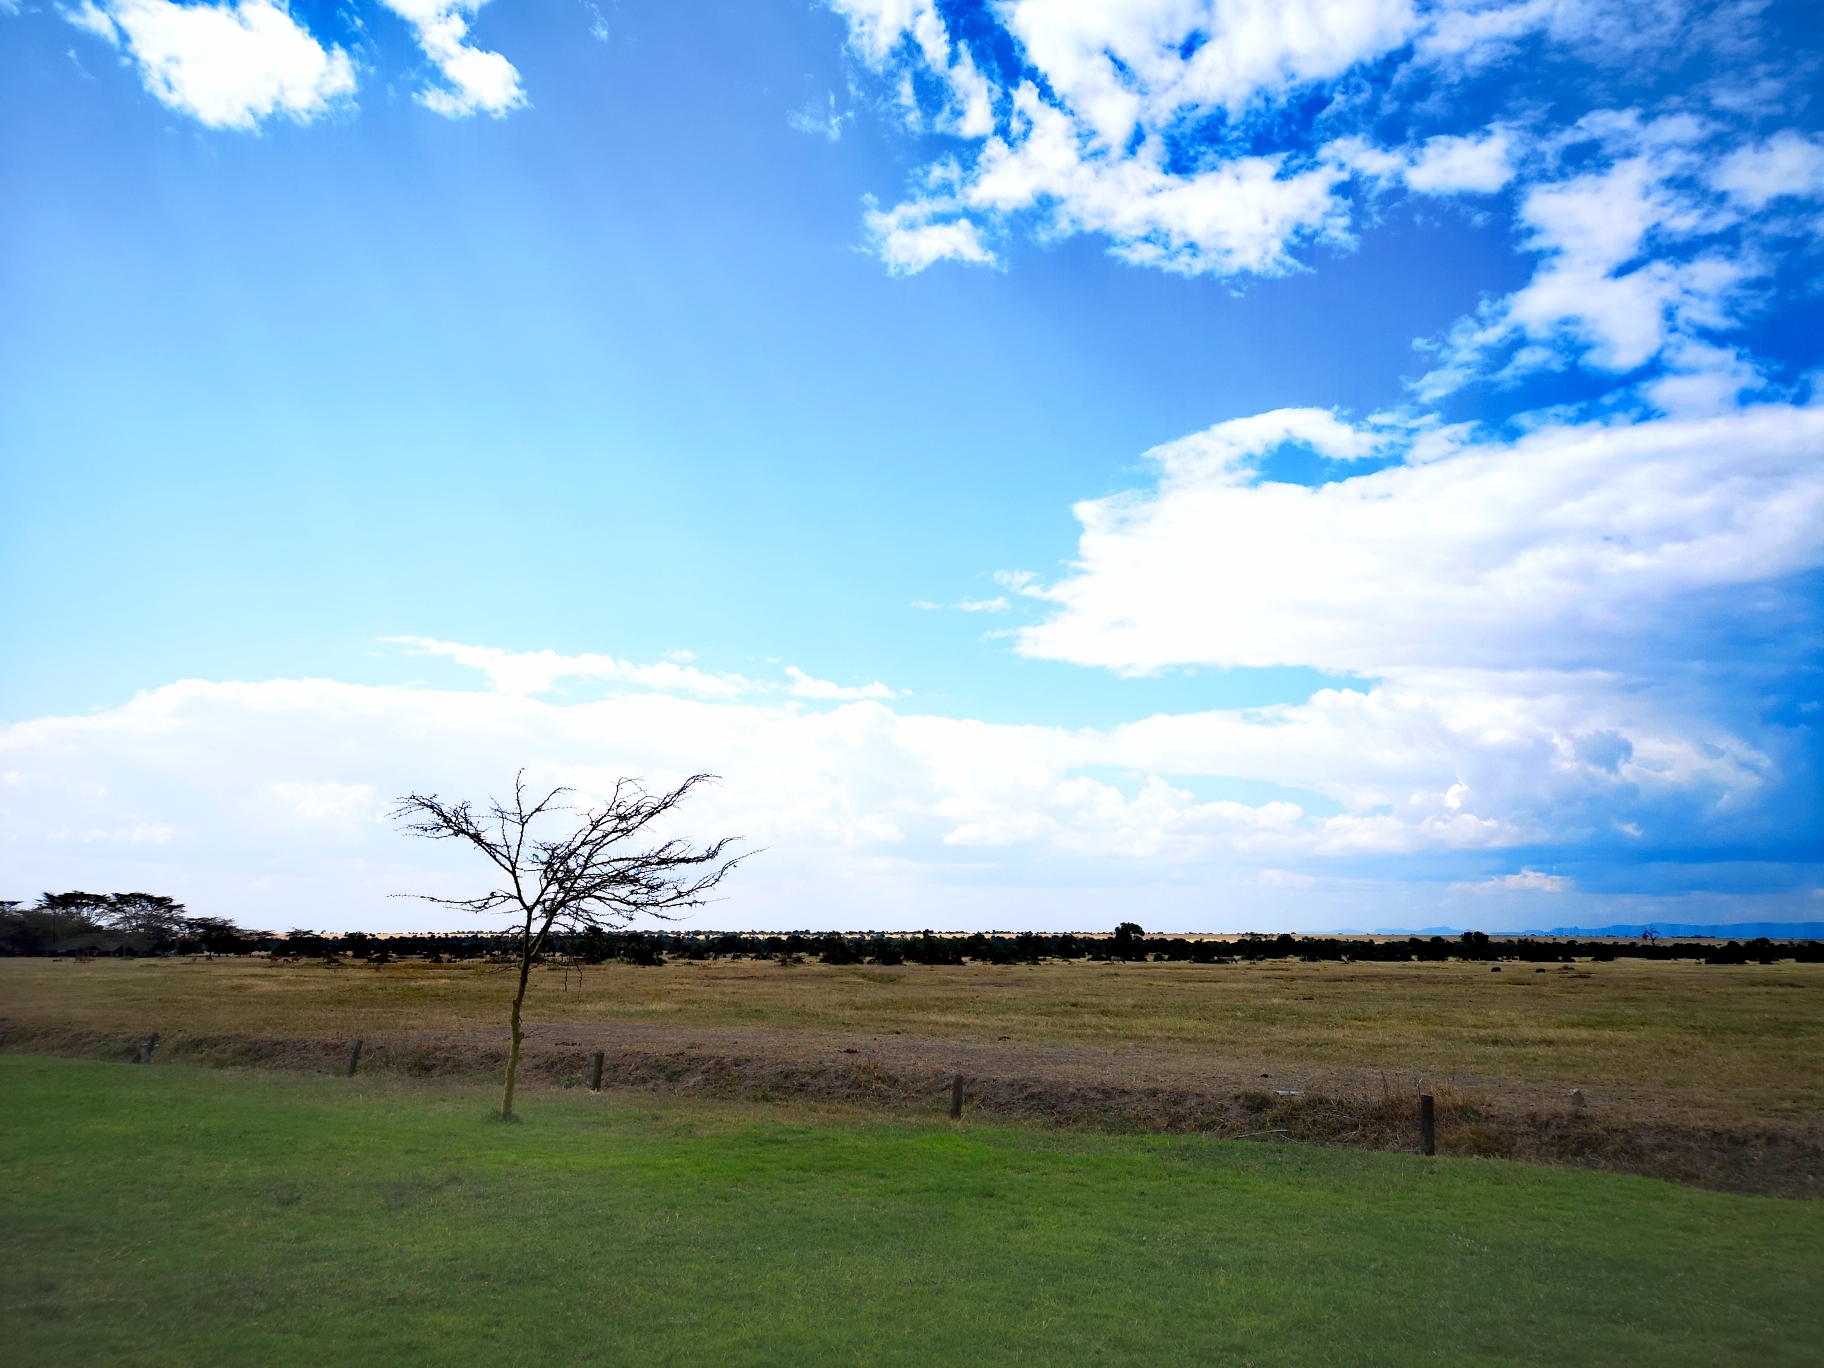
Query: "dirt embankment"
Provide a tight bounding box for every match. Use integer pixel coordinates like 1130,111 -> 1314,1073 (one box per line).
6,1018 -> 1818,1201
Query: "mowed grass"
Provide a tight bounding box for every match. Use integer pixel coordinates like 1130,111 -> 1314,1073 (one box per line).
6,955 -> 1822,1124
2,1056 -> 1819,1367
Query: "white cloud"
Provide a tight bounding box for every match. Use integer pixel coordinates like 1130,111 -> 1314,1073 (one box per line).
783,666 -> 897,701
1329,128 -> 1519,196
63,0 -> 355,130
831,0 -> 994,136
1412,112 -> 1824,403
389,636 -> 904,705
913,596 -> 1010,612
1014,403 -> 1824,679
378,0 -> 524,118
830,0 -> 1712,277
269,780 -> 379,823
990,0 -> 1419,141
995,569 -> 1045,596
1403,128 -> 1518,195
1451,869 -> 1573,892
0,668 -> 1794,930
388,636 -> 754,697
864,197 -> 997,274
1711,130 -> 1824,208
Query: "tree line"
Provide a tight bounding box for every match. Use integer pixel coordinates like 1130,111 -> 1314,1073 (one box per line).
6,900 -> 1816,967
0,892 -> 267,957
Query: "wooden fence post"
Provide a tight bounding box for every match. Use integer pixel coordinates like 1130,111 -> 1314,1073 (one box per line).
950,1074 -> 964,1120
346,1038 -> 364,1078
135,1032 -> 159,1065
1420,1093 -> 1436,1156
591,1051 -> 605,1093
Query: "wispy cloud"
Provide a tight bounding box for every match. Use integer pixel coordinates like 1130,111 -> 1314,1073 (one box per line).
832,0 -> 1803,283
377,0 -> 524,118
788,91 -> 852,143
912,596 -> 1010,612
386,636 -> 753,697
387,636 -> 900,704
1452,870 -> 1574,893
784,666 -> 897,701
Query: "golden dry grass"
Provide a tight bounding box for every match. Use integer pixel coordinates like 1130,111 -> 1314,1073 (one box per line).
5,954 -> 1820,1130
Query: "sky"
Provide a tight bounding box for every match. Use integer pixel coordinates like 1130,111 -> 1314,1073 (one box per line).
2,0 -> 1822,935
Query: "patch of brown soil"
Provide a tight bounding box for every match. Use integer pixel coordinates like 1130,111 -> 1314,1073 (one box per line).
6,1019 -> 1817,1200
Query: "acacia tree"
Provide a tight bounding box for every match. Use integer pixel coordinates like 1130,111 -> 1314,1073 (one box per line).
393,772 -> 743,1120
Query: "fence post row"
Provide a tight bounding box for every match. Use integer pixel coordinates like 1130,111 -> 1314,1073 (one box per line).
1420,1093 -> 1436,1156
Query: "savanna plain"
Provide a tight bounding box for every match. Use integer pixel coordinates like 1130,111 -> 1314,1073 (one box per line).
3,952 -> 1821,1364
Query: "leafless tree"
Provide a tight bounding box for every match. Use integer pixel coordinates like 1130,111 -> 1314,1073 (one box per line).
392,772 -> 743,1120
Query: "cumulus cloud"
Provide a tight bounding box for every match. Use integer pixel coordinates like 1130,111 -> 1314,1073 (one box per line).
1399,129 -> 1519,195
62,0 -> 355,130
377,0 -> 524,118
1014,402 -> 1824,679
0,668 -> 1791,930
987,392 -> 1819,886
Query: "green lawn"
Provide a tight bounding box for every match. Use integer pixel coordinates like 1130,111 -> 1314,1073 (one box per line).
1,1056 -> 1818,1366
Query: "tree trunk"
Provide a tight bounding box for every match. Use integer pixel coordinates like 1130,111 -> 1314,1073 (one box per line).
502,959 -> 529,1120
501,913 -> 553,1121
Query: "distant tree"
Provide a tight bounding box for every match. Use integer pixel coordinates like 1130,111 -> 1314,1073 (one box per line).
1112,922 -> 1146,958
101,893 -> 190,940
39,890 -> 111,918
182,916 -> 263,955
576,926 -> 615,964
2,892 -> 259,957
392,772 -> 744,1120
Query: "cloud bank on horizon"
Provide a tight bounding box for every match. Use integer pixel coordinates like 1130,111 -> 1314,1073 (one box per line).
4,0 -> 1821,931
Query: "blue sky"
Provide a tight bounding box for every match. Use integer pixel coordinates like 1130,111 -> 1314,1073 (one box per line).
2,0 -> 1822,933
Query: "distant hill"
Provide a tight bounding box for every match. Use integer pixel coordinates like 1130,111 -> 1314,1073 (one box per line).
1514,923 -> 1824,940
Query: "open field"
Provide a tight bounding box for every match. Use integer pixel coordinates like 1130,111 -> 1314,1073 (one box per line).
3,1054 -> 1821,1366
4,955 -> 1821,1194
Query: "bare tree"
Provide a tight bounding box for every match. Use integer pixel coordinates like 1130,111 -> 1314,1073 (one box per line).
392,772 -> 743,1120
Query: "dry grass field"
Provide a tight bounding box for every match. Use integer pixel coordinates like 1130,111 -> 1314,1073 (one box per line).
5,953 -> 1820,1194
